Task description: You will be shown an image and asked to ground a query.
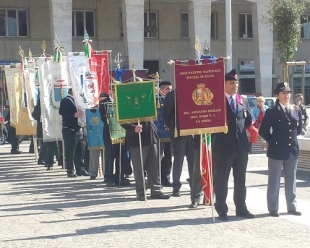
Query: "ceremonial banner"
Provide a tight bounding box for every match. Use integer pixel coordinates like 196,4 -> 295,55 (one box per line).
201,134 -> 211,205
4,65 -> 21,127
115,81 -> 157,123
85,108 -> 104,149
38,58 -> 62,141
16,70 -> 36,135
174,58 -> 227,136
68,52 -> 99,126
154,97 -> 170,141
24,60 -> 38,119
90,50 -> 109,94
106,102 -> 126,144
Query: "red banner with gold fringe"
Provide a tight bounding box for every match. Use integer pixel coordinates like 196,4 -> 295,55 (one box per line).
174,58 -> 227,136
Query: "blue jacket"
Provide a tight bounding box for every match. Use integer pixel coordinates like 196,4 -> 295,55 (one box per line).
252,105 -> 269,120
259,101 -> 302,160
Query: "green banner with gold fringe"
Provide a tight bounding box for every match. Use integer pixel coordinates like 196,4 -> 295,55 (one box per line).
115,81 -> 157,124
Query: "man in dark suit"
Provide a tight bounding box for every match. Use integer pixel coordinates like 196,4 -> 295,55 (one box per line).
59,88 -> 89,177
122,121 -> 170,201
259,82 -> 302,217
157,81 -> 173,187
4,110 -> 21,154
163,89 -> 195,197
212,69 -> 255,221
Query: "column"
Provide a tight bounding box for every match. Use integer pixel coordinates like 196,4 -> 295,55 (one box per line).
49,0 -> 72,52
121,0 -> 144,70
251,0 -> 273,96
189,0 -> 212,58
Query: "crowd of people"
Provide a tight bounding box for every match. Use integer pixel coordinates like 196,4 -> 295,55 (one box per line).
3,69 -> 309,220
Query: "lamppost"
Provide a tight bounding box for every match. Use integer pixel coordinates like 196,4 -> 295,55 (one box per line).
225,0 -> 232,72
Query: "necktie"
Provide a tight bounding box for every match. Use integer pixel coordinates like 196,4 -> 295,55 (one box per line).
285,107 -> 290,118
230,96 -> 237,114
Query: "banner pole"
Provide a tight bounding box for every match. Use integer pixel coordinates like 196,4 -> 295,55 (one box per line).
158,140 -> 161,186
138,119 -> 147,201
205,134 -> 215,222
119,143 -> 122,186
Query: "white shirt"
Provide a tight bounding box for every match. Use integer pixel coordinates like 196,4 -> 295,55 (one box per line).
225,93 -> 236,104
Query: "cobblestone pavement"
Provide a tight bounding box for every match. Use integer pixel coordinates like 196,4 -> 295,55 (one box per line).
1,144 -> 310,248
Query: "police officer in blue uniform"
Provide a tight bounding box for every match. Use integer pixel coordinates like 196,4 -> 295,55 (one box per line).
259,82 -> 302,217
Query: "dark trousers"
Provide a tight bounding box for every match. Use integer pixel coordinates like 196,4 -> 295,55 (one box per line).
104,135 -> 130,183
171,135 -> 195,192
8,126 -> 19,151
55,141 -> 63,165
160,142 -> 172,181
62,128 -> 86,174
190,149 -> 202,203
44,141 -> 57,166
130,144 -> 161,196
212,151 -> 248,215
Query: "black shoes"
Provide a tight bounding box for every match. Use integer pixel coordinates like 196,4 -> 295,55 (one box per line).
90,175 -> 97,180
11,150 -> 21,154
47,165 -> 53,170
189,201 -> 199,208
161,179 -> 172,187
67,172 -> 77,178
106,181 -> 114,187
77,170 -> 89,176
288,210 -> 302,216
172,190 -> 181,197
38,159 -> 45,165
218,213 -> 228,221
269,211 -> 280,217
236,211 -> 256,219
150,192 -> 170,200
137,194 -> 145,201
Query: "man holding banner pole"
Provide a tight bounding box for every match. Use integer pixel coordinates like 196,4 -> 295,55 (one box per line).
163,89 -> 195,197
212,69 -> 255,220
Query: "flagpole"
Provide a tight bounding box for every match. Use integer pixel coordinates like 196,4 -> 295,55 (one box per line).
119,143 -> 122,186
155,72 -> 162,187
194,37 -> 215,221
132,60 -> 147,201
205,134 -> 215,222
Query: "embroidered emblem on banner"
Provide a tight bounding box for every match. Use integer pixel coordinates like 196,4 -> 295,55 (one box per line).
91,116 -> 100,126
192,83 -> 214,105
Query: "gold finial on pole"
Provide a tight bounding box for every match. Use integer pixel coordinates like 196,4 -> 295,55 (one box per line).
29,48 -> 33,61
41,40 -> 47,56
131,59 -> 136,82
18,45 -> 24,60
114,53 -> 122,68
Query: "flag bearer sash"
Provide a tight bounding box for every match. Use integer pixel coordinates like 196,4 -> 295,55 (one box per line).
38,57 -> 62,141
115,81 -> 157,123
155,96 -> 170,142
106,102 -> 126,144
174,58 -> 227,136
4,65 -> 21,128
85,108 -> 104,149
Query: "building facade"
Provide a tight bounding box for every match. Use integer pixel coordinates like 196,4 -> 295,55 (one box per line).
0,0 -> 310,102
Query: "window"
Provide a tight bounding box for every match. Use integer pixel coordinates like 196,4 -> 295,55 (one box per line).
239,13 -> 253,39
144,11 -> 158,38
211,12 -> 218,39
72,10 -> 94,37
301,15 -> 310,38
0,9 -> 28,37
181,13 -> 189,38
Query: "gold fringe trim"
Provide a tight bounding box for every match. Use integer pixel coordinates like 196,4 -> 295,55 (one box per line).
88,146 -> 104,150
179,125 -> 228,136
117,116 -> 157,124
159,138 -> 170,142
111,138 -> 125,144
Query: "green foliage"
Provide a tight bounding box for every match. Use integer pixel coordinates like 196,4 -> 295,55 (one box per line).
267,0 -> 308,64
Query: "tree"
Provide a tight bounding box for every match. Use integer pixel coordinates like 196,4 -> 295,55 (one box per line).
267,0 -> 308,81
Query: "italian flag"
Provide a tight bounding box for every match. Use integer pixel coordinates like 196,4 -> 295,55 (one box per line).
201,134 -> 212,205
